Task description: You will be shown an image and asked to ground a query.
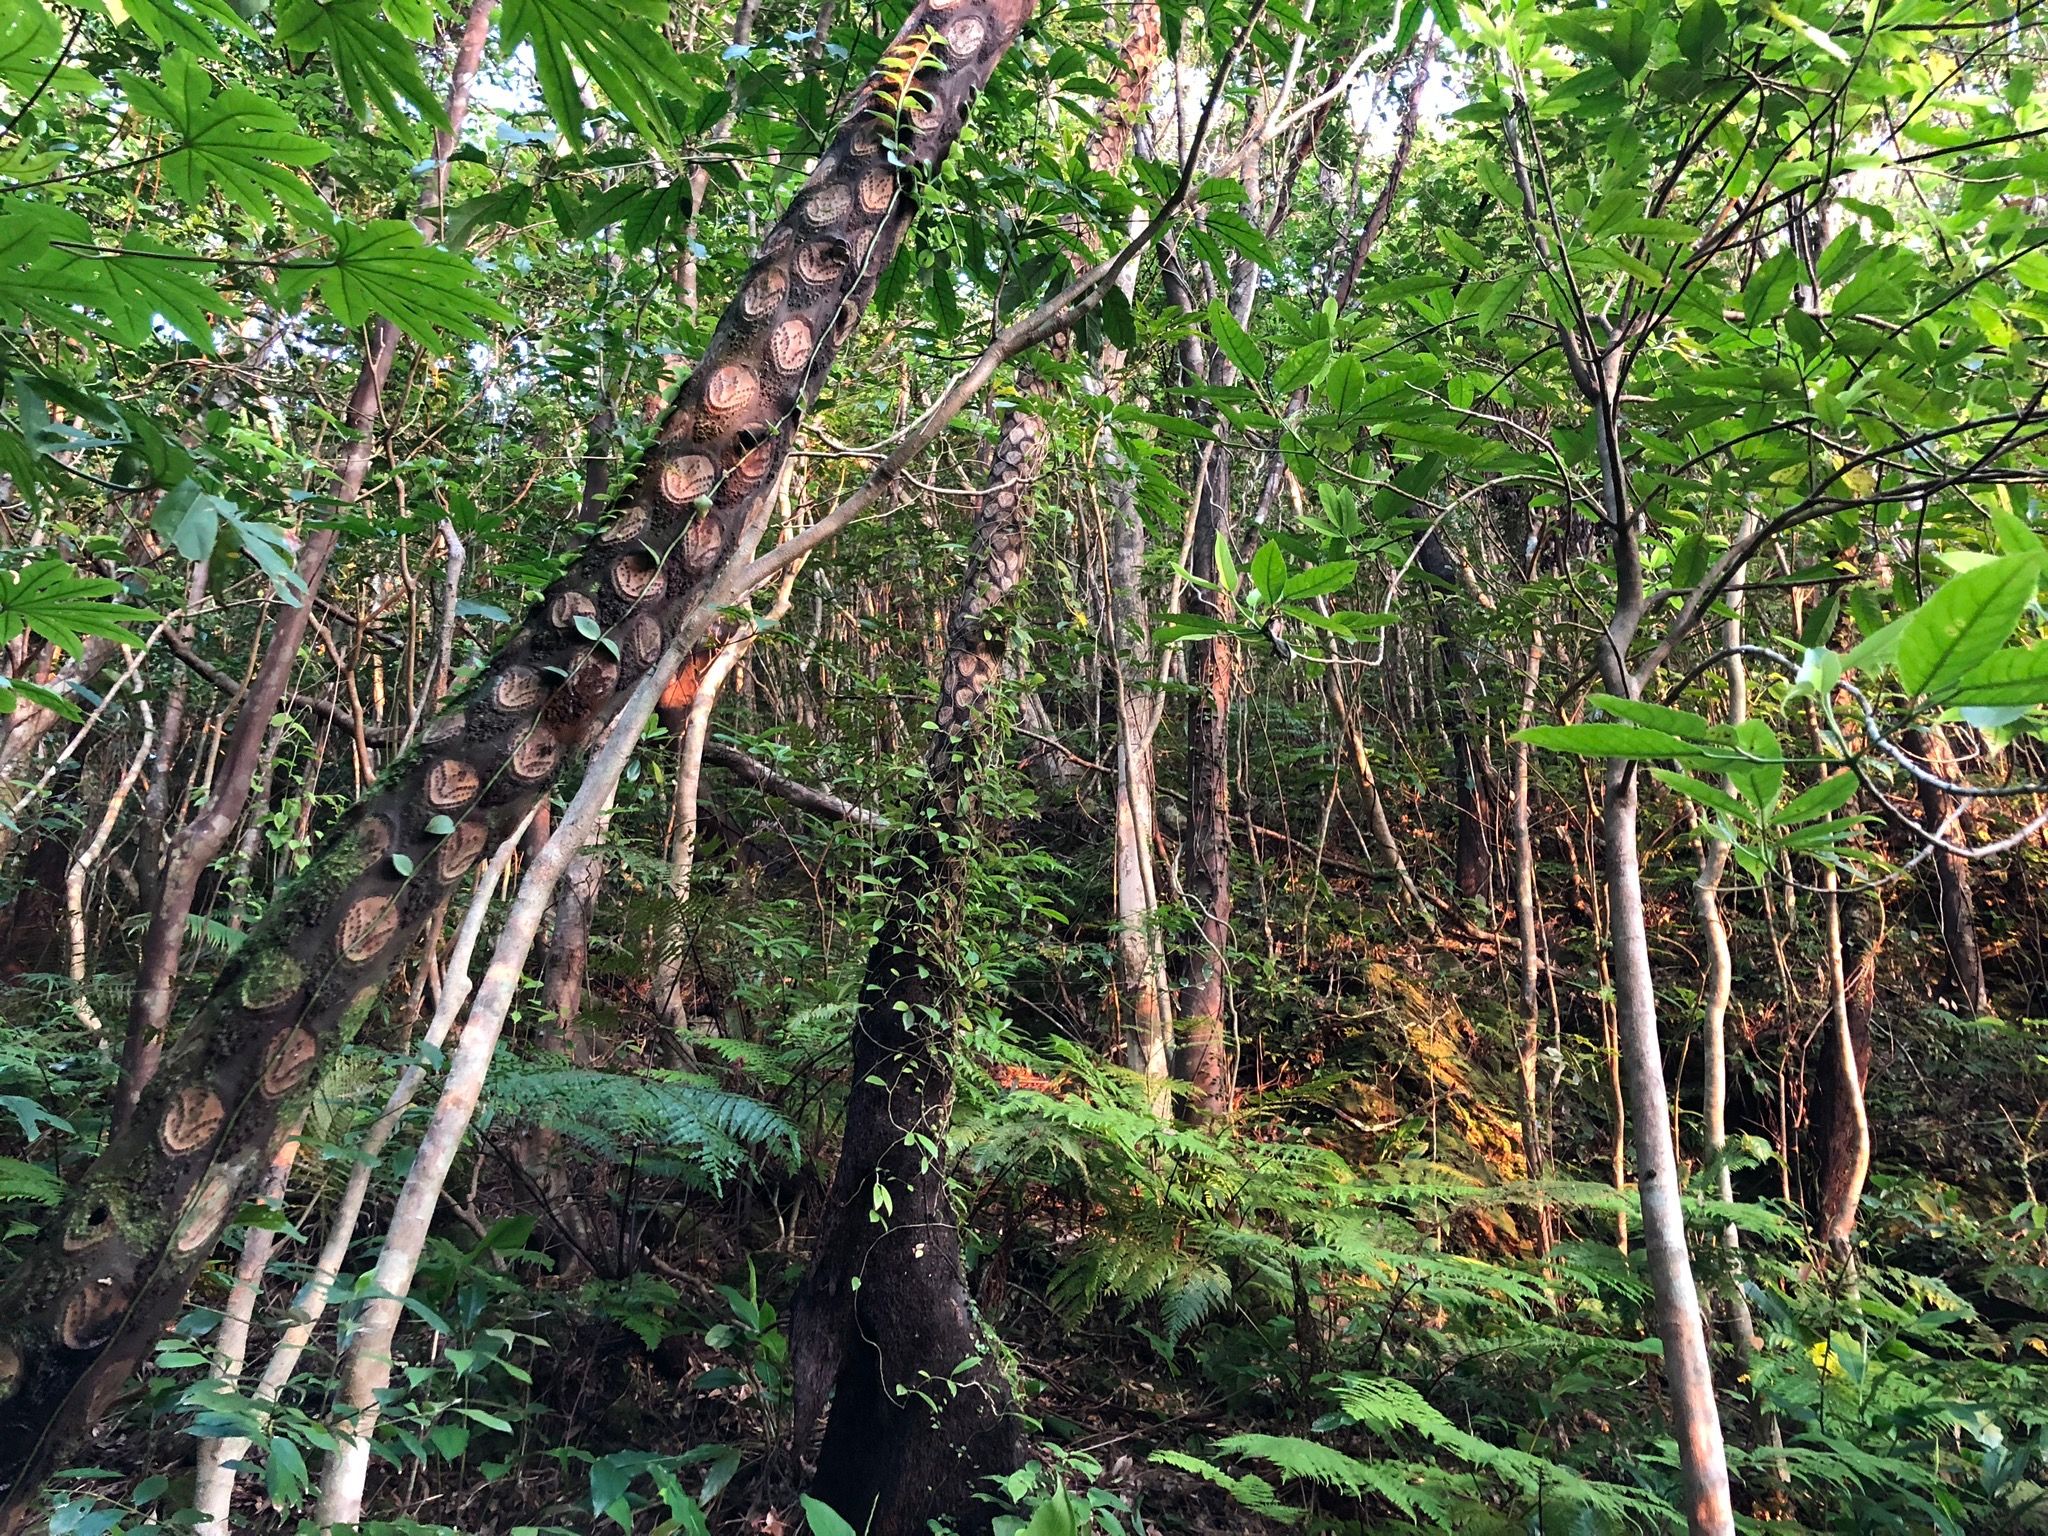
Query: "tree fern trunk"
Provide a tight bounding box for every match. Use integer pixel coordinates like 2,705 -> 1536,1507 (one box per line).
0,3 -> 1032,1516
791,409 -> 1048,1536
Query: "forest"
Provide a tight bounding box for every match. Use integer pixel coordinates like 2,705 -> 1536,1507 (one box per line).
0,0 -> 2045,1529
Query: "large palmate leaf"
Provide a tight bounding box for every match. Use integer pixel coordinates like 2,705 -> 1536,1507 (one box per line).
119,53 -> 330,224
0,2 -> 95,101
499,0 -> 699,147
288,219 -> 512,349
0,559 -> 157,655
0,204 -> 100,334
78,0 -> 252,56
94,236 -> 238,350
276,0 -> 446,141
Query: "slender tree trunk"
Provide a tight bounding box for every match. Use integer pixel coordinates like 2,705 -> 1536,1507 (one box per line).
65,704 -> 156,1033
0,4 -> 1031,1512
1577,290 -> 1733,1525
1816,872 -> 1874,1257
315,679 -> 683,1527
790,411 -> 1047,1536
1509,633 -> 1550,1250
1105,467 -> 1174,1107
1605,763 -> 1735,1533
188,820 -> 530,1535
1175,442 -> 1235,1114
189,1128 -> 302,1536
1910,725 -> 1989,1015
138,565 -> 212,916
650,634 -> 753,1033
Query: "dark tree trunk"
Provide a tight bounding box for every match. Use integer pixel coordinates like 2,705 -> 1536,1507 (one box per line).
0,825 -> 71,981
791,410 -> 1047,1536
1909,725 -> 1989,1015
1176,444 -> 1235,1112
1418,530 -> 1489,900
0,5 -> 1032,1515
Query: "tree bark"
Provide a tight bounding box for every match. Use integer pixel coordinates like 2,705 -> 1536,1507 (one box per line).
65,703 -> 157,1033
1815,873 -> 1874,1255
791,410 -> 1047,1536
188,819 -> 529,1535
1909,725 -> 1989,1016
0,5 -> 1031,1514
1175,439 -> 1236,1114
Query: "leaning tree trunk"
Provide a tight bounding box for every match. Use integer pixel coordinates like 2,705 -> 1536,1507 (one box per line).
790,410 -> 1048,1536
0,4 -> 1031,1516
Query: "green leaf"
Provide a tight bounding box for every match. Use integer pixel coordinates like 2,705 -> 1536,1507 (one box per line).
1020,1488 -> 1082,1536
95,236 -> 238,352
1099,284 -> 1136,352
1651,769 -> 1753,825
294,219 -> 512,348
0,3 -> 95,101
1516,723 -> 1701,761
425,814 -> 457,835
0,559 -> 157,654
1588,693 -> 1716,742
1843,611 -> 1908,675
1206,298 -> 1263,383
0,206 -> 103,335
1897,552 -> 2042,700
121,54 -> 330,225
390,853 -> 415,877
277,0 -> 448,142
110,0 -> 254,56
1250,540 -> 1285,603
1765,1 -> 1850,63
0,1155 -> 64,1206
1320,352 -> 1365,417
1722,718 -> 1784,812
1776,771 -> 1858,826
1272,339 -> 1330,395
1943,646 -> 2048,707
1677,0 -> 1726,64
800,1494 -> 858,1536
499,0 -> 700,148
1281,561 -> 1356,601
265,1434 -> 308,1507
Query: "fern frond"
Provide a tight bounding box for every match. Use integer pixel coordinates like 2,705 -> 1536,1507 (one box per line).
483,1058 -> 797,1190
1149,1450 -> 1301,1525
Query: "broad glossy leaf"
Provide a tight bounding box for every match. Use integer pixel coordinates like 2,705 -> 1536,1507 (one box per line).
1943,645 -> 2048,706
1516,723 -> 1702,760
1897,552 -> 2042,700
1776,771 -> 1858,826
111,0 -> 253,56
0,559 -> 157,654
1249,540 -> 1285,603
1588,693 -> 1716,742
1206,298 -> 1262,383
800,1494 -> 858,1536
95,237 -> 237,351
1650,768 -> 1752,825
0,206 -> 101,334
